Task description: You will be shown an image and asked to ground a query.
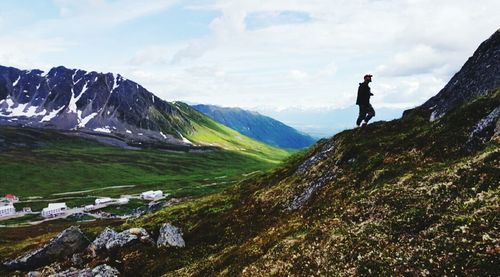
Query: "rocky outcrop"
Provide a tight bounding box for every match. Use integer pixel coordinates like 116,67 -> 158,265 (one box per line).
420,29 -> 500,121
465,106 -> 500,152
295,140 -> 335,175
286,171 -> 336,211
4,226 -> 90,270
50,264 -> 119,277
89,227 -> 153,253
157,223 -> 186,248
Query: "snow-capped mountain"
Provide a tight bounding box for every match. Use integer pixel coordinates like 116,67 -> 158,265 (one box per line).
0,65 -> 193,144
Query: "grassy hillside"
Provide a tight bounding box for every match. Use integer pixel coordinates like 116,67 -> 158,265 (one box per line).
175,102 -> 291,163
192,104 -> 316,149
104,89 -> 498,276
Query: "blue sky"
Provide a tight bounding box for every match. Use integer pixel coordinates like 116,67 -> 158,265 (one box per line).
1,0 -> 499,137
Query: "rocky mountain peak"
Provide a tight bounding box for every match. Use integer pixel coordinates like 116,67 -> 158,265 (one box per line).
420,29 -> 500,121
0,65 -> 193,144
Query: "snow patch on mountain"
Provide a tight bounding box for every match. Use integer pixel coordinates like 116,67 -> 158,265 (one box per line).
94,127 -> 112,133
41,106 -> 65,122
79,112 -> 98,128
12,76 -> 20,87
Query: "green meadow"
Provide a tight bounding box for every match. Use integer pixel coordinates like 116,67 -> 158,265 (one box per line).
0,126 -> 289,208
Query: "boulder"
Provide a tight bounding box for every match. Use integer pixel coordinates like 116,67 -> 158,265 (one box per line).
4,226 -> 90,270
89,227 -> 153,252
89,227 -> 118,251
157,223 -> 185,248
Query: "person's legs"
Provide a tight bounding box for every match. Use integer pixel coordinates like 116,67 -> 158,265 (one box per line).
364,104 -> 375,123
356,105 -> 367,126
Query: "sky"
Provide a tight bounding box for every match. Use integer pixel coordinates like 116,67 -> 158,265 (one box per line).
1,0 -> 499,137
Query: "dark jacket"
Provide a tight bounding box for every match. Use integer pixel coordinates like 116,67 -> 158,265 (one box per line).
356,82 -> 373,105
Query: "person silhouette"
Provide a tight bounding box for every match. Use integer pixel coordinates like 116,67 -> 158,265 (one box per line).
356,74 -> 375,127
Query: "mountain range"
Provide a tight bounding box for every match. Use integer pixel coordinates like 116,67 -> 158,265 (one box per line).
192,104 -> 316,149
0,65 -> 291,160
0,66 -> 192,144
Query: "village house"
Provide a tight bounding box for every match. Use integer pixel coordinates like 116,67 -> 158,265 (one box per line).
117,198 -> 129,204
0,204 -> 16,217
4,194 -> 19,203
95,197 -> 113,205
140,190 -> 163,200
41,203 -> 67,218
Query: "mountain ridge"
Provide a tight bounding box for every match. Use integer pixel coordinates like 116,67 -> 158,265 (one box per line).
0,65 -> 192,144
192,104 -> 316,149
418,29 -> 500,121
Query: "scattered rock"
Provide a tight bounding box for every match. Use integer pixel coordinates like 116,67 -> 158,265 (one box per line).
157,223 -> 185,248
4,226 -> 90,270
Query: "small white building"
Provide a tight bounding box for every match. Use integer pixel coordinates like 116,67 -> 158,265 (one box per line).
41,203 -> 67,218
0,204 -> 16,217
95,197 -> 113,205
117,198 -> 129,204
140,190 -> 163,200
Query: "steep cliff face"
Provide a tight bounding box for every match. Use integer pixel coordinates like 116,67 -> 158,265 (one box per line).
0,66 -> 193,144
420,29 -> 500,121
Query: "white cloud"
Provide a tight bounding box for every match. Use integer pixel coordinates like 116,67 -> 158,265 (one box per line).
2,0 -> 500,116
51,0 -> 179,27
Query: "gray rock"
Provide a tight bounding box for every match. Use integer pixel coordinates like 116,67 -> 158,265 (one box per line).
51,264 -> 119,277
4,226 -> 90,270
157,223 -> 185,248
465,106 -> 500,152
295,141 -> 336,175
71,253 -> 83,267
286,171 -> 335,211
89,227 -> 152,252
91,264 -> 120,277
89,227 -> 118,251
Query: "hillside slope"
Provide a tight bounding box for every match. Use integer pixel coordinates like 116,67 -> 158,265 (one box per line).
121,88 -> 499,276
192,104 -> 316,149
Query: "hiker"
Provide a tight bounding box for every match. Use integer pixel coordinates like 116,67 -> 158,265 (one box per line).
356,74 -> 375,127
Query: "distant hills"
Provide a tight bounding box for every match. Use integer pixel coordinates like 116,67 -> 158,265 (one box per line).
192,104 -> 316,149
